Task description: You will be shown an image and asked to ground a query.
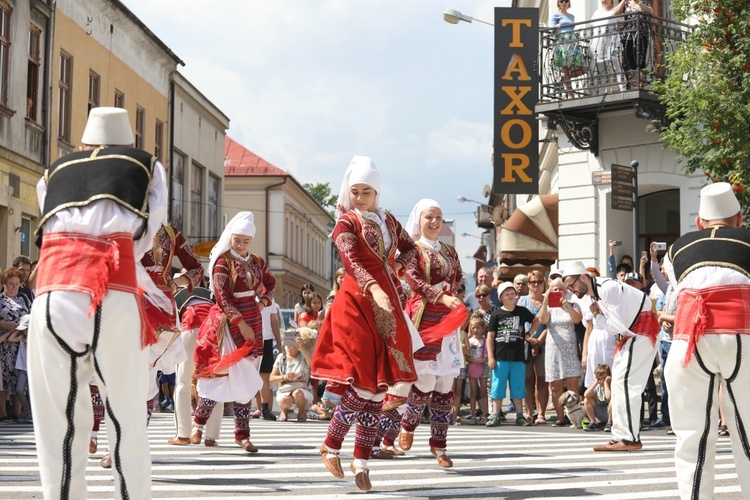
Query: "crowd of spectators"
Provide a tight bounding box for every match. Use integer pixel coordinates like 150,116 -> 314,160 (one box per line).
453,245 -> 673,434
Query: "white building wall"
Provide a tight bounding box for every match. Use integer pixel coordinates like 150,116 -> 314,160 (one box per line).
556,111 -> 705,272
59,0 -> 175,95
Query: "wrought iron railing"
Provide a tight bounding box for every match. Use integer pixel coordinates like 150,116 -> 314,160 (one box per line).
539,12 -> 691,103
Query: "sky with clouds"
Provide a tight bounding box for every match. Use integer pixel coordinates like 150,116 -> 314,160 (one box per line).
124,0 -> 512,278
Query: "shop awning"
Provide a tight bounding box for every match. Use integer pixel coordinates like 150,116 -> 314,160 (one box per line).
497,194 -> 558,277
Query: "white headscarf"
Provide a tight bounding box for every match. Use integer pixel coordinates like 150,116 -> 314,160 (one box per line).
405,198 -> 442,241
335,156 -> 381,220
208,211 -> 257,290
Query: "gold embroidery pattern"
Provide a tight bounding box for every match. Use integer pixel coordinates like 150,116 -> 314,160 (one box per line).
390,349 -> 412,373
369,295 -> 397,342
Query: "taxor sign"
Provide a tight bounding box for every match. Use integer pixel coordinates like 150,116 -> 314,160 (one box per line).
493,7 -> 539,195
191,241 -> 217,258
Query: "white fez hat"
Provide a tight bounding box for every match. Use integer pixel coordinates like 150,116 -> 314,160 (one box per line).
698,182 -> 741,220
562,261 -> 587,278
81,107 -> 135,146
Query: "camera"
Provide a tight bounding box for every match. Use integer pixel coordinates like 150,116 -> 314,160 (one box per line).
653,242 -> 667,251
611,240 -> 622,246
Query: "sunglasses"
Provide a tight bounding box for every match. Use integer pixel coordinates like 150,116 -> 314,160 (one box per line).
457,288 -> 466,293
529,280 -> 544,285
566,275 -> 580,291
476,293 -> 489,298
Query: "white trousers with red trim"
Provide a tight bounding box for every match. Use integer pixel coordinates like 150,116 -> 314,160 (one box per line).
28,291 -> 151,500
665,335 -> 750,500
610,334 -> 657,444
174,327 -> 222,440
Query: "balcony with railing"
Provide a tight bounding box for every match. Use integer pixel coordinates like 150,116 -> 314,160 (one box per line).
535,12 -> 691,154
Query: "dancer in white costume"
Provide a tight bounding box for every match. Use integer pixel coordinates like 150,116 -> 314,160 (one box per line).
28,107 -> 167,499
663,182 -> 750,500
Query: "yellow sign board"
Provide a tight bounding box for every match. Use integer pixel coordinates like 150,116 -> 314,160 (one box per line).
191,241 -> 217,258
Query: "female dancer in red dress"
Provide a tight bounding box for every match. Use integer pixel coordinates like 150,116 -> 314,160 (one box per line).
192,212 -> 275,454
398,199 -> 465,467
312,156 -> 418,491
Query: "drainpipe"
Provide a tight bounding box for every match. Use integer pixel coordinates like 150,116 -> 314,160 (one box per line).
168,76 -> 175,221
265,177 -> 288,259
42,1 -> 56,167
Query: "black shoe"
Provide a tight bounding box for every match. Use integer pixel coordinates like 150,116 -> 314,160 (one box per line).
262,408 -> 277,421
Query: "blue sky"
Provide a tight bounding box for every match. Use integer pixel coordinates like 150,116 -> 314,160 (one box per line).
124,0 -> 512,278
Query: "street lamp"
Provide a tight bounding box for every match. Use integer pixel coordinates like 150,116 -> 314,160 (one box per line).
443,8 -> 494,26
461,232 -> 482,239
457,195 -> 492,209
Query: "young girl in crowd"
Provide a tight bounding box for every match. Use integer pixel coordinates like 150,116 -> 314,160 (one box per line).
466,313 -> 488,424
293,283 -> 315,324
298,293 -> 323,327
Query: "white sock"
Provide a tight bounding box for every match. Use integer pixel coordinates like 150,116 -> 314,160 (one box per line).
434,448 -> 446,456
325,444 -> 339,455
353,458 -> 368,469
91,431 -> 98,439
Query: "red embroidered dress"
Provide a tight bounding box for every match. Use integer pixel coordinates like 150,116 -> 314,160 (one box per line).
311,211 -> 418,394
406,241 -> 463,361
141,225 -> 204,332
194,252 -> 276,376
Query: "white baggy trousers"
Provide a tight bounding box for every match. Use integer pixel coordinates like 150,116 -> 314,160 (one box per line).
610,335 -> 657,444
28,290 -> 151,500
665,335 -> 750,500
174,327 -> 222,439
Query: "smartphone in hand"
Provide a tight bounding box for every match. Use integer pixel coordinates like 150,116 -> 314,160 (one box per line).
548,291 -> 562,308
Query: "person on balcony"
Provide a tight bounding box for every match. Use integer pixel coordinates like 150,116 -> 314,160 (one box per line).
614,0 -> 653,89
590,0 -> 627,94
550,0 -> 588,99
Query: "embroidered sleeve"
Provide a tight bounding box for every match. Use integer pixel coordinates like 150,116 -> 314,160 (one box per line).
174,229 -> 204,292
405,247 -> 441,304
334,216 -> 377,292
392,215 -> 416,273
213,257 -> 242,325
255,254 -> 276,305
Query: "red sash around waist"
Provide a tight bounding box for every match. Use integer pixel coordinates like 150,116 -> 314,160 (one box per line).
614,311 -> 660,356
35,231 -> 155,346
674,286 -> 750,366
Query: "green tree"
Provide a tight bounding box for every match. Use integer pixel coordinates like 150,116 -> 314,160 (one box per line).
303,182 -> 337,215
653,0 -> 750,222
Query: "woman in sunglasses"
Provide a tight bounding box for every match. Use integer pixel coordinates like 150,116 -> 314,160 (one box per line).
518,271 -> 550,424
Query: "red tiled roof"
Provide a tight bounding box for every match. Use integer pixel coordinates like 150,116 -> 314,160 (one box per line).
224,136 -> 289,177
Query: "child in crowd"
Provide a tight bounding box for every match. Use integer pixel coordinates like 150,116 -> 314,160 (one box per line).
466,313 -> 488,424
583,364 -> 611,431
486,282 -> 541,427
308,387 -> 340,420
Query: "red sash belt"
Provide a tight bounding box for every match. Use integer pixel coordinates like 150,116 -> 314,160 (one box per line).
674,286 -> 750,366
614,311 -> 660,356
36,231 -> 155,347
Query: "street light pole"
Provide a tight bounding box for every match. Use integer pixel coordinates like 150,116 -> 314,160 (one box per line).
443,9 -> 494,26
631,160 -> 639,258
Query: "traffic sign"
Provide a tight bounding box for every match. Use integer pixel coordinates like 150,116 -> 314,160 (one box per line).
191,241 -> 217,257
611,164 -> 634,212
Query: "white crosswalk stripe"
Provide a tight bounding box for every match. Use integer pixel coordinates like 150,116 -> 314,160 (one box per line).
0,413 -> 743,498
